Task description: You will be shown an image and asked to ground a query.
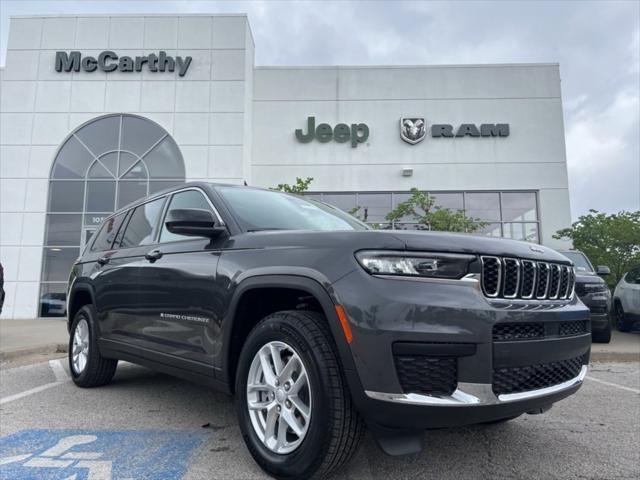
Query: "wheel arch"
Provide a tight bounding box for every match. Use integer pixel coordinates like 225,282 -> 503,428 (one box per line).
67,284 -> 95,332
221,274 -> 359,395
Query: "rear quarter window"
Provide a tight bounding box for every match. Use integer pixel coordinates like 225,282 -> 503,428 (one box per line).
90,213 -> 127,252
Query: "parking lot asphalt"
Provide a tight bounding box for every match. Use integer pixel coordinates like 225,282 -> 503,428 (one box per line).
1,357 -> 638,480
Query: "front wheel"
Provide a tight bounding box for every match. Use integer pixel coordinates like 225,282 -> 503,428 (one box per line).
615,303 -> 632,332
235,310 -> 364,479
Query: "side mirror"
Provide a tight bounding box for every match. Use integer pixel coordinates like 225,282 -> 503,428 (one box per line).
165,208 -> 225,238
596,265 -> 611,276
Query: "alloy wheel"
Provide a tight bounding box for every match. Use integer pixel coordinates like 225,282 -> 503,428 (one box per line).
246,341 -> 312,454
72,318 -> 90,374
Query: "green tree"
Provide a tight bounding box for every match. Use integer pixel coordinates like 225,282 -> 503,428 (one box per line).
274,177 -> 314,194
554,210 -> 640,288
385,188 -> 488,233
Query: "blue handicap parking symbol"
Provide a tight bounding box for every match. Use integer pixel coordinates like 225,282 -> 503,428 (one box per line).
0,429 -> 205,479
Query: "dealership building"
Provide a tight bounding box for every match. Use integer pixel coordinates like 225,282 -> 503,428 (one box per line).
0,14 -> 573,318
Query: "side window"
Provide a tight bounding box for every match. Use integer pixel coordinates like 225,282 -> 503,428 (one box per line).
90,213 -> 126,252
160,190 -> 214,243
119,197 -> 165,249
629,269 -> 640,284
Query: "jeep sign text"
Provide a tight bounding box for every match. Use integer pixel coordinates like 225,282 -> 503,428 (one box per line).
295,116 -> 369,148
55,51 -> 192,77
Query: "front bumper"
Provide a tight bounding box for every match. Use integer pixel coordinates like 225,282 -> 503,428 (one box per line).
333,269 -> 591,430
366,365 -> 587,406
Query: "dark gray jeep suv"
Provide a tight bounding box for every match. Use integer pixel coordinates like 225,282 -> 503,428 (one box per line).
67,183 -> 591,479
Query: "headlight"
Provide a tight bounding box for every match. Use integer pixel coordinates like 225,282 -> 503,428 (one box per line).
355,251 -> 475,279
584,283 -> 609,293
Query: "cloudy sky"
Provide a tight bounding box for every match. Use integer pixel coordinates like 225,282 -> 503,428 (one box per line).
1,0 -> 638,220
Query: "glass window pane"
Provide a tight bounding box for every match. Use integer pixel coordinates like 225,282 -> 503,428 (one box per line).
465,193 -> 500,221
86,181 -> 116,213
431,193 -> 464,211
121,115 -> 165,156
150,180 -> 184,194
52,136 -> 95,179
41,247 -> 79,282
501,192 -> 537,221
90,212 -> 127,252
39,283 -> 68,317
49,181 -> 85,212
503,223 -> 539,243
474,222 -> 502,237
119,197 -> 165,248
88,161 -> 112,178
356,193 -> 391,222
99,152 -> 118,177
160,190 -> 212,243
117,181 -> 148,209
45,214 -> 82,246
321,194 -> 357,213
118,152 -> 139,177
122,161 -> 148,180
390,193 -> 414,222
75,115 -> 121,157
142,137 -> 185,179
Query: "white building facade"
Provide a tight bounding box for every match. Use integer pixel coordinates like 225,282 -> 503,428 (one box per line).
0,14 -> 573,319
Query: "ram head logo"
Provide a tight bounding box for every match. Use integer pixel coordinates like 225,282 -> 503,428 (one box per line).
400,117 -> 426,144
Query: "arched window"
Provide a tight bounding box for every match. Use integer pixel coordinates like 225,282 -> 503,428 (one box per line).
40,114 -> 185,316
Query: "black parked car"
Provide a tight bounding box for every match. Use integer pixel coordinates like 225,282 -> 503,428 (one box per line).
67,183 -> 591,479
559,250 -> 612,343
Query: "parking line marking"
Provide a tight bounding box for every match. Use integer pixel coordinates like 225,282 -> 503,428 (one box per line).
586,375 -> 640,394
0,381 -> 66,405
49,359 -> 69,382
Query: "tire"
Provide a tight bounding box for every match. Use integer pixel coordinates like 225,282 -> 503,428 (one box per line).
235,310 -> 364,480
592,319 -> 612,343
68,305 -> 118,387
615,302 -> 632,332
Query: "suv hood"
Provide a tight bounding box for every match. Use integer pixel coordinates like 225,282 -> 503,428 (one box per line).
231,230 -> 570,263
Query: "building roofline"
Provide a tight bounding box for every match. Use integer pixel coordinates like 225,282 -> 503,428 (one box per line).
9,13 -> 249,19
255,62 -> 560,70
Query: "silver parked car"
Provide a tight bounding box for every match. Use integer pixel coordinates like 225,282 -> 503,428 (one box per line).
613,268 -> 640,332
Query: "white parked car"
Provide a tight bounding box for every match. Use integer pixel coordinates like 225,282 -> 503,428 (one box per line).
613,268 -> 640,332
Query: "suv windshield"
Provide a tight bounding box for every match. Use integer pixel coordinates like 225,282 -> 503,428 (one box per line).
217,187 -> 369,232
561,251 -> 594,273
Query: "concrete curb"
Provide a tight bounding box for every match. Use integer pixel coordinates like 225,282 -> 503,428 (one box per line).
590,351 -> 640,363
0,343 -> 68,361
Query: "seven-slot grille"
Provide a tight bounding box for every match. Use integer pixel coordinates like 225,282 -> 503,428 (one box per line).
481,256 -> 575,300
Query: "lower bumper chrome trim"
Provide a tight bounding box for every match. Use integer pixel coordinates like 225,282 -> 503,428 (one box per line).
365,365 -> 587,407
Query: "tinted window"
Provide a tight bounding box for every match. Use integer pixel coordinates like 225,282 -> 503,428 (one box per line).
501,192 -> 537,221
465,193 -> 501,221
218,187 -> 368,232
160,190 -> 213,243
90,213 -> 126,252
46,214 -> 82,246
119,197 -> 165,248
561,251 -> 594,273
41,247 -> 79,281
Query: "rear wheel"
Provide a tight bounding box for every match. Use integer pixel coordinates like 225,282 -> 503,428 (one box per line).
68,305 -> 118,387
235,310 -> 364,479
615,302 -> 632,332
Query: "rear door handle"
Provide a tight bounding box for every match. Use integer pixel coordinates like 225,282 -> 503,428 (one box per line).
145,249 -> 163,262
97,256 -> 110,266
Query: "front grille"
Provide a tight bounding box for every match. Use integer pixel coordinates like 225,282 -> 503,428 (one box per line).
493,323 -> 544,341
559,320 -> 589,336
492,355 -> 585,395
481,256 -> 574,301
394,355 -> 457,396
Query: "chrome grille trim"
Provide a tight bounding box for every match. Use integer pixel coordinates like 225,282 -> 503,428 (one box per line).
480,257 -> 574,301
548,264 -> 562,300
520,260 -> 537,299
480,256 -> 502,298
503,258 -> 520,299
536,262 -> 550,300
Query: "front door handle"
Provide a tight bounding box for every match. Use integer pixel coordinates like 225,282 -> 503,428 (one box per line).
97,256 -> 110,266
145,249 -> 163,262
